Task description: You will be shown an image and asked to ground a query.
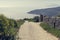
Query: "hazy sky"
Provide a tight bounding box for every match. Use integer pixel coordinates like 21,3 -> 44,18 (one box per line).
0,0 -> 60,19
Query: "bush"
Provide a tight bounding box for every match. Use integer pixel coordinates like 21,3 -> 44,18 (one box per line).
23,18 -> 34,22
40,23 -> 60,38
0,14 -> 25,40
17,19 -> 25,27
33,16 -> 39,22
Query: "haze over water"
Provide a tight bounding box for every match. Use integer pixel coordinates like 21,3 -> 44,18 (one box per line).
0,0 -> 60,19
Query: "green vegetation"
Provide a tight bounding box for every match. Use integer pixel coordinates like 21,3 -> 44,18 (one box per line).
40,23 -> 60,38
23,16 -> 39,22
17,19 -> 25,28
23,18 -> 34,22
33,16 -> 39,22
0,14 -> 25,40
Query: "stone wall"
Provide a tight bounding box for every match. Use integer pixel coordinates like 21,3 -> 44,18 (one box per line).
43,17 -> 60,29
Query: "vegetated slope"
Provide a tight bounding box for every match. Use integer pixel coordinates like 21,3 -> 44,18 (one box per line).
0,14 -> 24,40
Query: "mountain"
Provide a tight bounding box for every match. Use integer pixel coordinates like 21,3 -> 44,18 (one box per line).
28,7 -> 60,17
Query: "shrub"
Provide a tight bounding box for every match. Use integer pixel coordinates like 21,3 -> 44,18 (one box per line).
0,14 -> 25,40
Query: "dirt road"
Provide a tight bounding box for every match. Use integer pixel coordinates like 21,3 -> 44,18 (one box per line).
17,21 -> 58,40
